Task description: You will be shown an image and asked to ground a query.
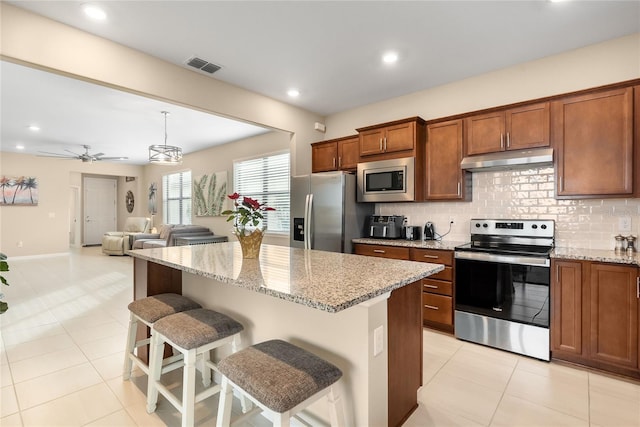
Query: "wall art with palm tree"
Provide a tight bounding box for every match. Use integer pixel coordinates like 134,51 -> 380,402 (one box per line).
193,171 -> 227,216
1,176 -> 38,206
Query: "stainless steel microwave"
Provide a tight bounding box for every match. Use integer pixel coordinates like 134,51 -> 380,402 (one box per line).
356,157 -> 415,202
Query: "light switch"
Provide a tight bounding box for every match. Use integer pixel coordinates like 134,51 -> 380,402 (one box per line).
373,325 -> 384,356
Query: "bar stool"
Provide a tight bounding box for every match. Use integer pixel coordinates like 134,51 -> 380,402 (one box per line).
123,293 -> 202,380
146,308 -> 244,427
216,339 -> 345,427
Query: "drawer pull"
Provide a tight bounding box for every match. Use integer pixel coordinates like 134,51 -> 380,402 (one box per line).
423,255 -> 439,259
424,284 -> 439,289
424,304 -> 439,310
373,249 -> 386,253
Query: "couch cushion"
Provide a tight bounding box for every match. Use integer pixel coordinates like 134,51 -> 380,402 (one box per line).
159,224 -> 174,239
123,217 -> 149,233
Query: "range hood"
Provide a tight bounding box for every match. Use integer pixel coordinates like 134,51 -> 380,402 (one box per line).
460,148 -> 553,172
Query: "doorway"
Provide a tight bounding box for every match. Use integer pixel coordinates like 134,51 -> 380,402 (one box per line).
83,177 -> 117,245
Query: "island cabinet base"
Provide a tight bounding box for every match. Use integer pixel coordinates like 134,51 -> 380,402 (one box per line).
132,259 -> 423,426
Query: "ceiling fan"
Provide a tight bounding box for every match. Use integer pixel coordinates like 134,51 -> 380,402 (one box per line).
37,144 -> 128,163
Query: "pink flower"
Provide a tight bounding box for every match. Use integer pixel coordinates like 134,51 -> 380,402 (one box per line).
228,192 -> 240,200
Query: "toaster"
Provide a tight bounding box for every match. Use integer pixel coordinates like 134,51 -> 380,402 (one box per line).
368,215 -> 405,239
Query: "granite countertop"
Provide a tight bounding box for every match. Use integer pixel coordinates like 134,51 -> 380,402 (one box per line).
551,247 -> 640,267
128,242 -> 444,313
352,238 -> 467,251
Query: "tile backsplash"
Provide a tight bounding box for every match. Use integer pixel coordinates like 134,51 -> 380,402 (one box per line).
377,166 -> 640,250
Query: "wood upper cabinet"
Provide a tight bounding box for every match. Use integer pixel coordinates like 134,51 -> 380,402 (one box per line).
551,259 -> 584,356
464,102 -> 550,156
588,263 -> 638,369
357,117 -> 425,159
426,119 -> 469,200
311,135 -> 359,173
553,87 -> 634,197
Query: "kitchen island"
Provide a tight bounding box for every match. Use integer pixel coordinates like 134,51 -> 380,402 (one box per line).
128,242 -> 443,427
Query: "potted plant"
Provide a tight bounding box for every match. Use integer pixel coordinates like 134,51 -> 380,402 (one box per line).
222,193 -> 275,258
0,253 -> 10,313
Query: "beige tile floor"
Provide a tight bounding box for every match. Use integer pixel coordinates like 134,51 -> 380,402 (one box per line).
1,247 -> 639,426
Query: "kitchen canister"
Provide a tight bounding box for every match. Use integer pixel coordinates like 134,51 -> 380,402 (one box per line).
625,235 -> 637,255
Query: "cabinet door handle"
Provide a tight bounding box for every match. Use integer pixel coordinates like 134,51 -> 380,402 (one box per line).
424,304 -> 439,310
423,255 -> 439,259
637,277 -> 639,299
383,137 -> 387,152
338,157 -> 341,168
333,157 -> 336,169
373,249 -> 386,254
424,284 -> 439,289
506,132 -> 511,148
559,175 -> 564,192
379,138 -> 383,151
500,134 -> 504,149
457,182 -> 461,196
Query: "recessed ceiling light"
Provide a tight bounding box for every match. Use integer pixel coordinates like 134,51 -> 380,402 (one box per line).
16,144 -> 25,150
28,125 -> 40,132
382,52 -> 399,64
82,4 -> 107,20
287,89 -> 300,98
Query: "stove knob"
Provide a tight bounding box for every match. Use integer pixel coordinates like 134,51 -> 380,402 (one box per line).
541,224 -> 547,230
483,223 -> 488,228
475,223 -> 481,228
532,224 -> 538,229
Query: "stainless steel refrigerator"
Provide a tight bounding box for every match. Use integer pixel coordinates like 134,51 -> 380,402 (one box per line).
291,171 -> 374,253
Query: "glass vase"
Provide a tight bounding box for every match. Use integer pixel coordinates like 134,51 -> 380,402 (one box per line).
236,228 -> 265,259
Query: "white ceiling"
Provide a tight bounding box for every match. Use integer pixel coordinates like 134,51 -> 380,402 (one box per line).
2,1 -> 639,165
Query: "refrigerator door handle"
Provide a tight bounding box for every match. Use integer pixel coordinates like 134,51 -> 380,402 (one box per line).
303,194 -> 310,250
307,193 -> 314,249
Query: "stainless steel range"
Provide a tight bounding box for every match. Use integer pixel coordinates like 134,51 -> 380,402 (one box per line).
454,219 -> 554,361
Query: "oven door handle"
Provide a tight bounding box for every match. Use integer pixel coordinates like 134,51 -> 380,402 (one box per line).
454,251 -> 550,267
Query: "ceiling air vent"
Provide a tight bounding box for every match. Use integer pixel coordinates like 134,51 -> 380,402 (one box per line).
185,56 -> 221,74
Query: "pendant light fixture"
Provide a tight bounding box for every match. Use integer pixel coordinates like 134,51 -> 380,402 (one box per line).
149,111 -> 183,164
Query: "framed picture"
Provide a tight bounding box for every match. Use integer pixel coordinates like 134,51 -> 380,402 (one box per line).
1,176 -> 38,206
193,171 -> 228,216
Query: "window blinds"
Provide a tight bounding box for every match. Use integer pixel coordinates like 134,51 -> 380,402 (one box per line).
162,170 -> 192,225
234,152 -> 290,233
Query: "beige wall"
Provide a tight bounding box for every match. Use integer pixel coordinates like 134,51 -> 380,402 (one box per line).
324,33 -> 640,137
144,131 -> 291,246
0,152 -> 144,256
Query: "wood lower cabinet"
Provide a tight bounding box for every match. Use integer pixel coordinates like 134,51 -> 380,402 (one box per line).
425,119 -> 470,201
311,135 -> 359,172
551,259 -> 640,379
354,243 -> 410,260
411,248 -> 454,333
464,102 -> 549,156
553,87 -> 634,198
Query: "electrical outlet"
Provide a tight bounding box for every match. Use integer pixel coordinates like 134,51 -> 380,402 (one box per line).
449,217 -> 455,224
373,326 -> 384,356
618,216 -> 632,233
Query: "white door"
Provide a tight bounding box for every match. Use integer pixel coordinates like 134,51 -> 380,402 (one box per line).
83,177 -> 116,245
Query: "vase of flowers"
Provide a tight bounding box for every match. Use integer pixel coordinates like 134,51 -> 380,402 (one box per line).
222,193 -> 275,258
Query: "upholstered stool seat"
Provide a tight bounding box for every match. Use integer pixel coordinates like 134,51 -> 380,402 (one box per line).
216,339 -> 345,427
147,308 -> 244,427
123,293 -> 202,380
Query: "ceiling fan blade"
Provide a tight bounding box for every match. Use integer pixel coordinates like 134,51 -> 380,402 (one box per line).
96,156 -> 128,160
36,151 -> 77,158
92,152 -> 105,157
64,149 -> 81,156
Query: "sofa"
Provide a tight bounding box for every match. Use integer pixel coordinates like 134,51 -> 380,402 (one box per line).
131,224 -> 213,249
102,217 -> 151,255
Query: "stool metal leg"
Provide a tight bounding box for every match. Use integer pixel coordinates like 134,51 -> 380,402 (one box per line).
123,313 -> 138,380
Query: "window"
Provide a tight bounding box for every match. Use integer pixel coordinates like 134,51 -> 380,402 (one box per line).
233,152 -> 290,233
162,170 -> 192,225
